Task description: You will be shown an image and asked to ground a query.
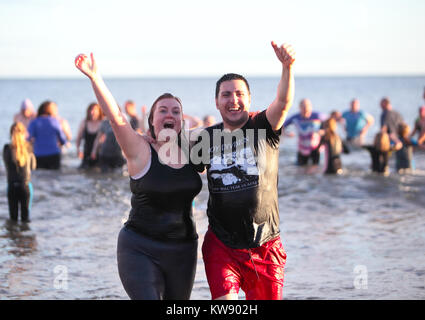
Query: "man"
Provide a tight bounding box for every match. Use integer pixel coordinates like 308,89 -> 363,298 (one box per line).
283,98 -> 327,165
342,99 -> 374,146
91,119 -> 125,172
380,97 -> 404,142
192,41 -> 295,300
124,100 -> 146,134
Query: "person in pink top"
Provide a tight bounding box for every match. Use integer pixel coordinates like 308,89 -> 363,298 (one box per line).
13,99 -> 36,128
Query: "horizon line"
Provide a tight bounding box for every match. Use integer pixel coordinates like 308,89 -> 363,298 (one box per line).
1,73 -> 425,80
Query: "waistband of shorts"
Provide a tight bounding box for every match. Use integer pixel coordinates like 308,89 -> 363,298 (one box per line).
206,227 -> 281,252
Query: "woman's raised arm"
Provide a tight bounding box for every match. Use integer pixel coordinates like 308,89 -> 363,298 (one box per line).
75,53 -> 150,175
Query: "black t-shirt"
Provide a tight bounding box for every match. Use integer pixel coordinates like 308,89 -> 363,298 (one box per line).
192,110 -> 281,249
381,110 -> 404,134
125,144 -> 202,242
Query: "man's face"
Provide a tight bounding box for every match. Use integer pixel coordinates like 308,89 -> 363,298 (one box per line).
380,98 -> 390,111
215,80 -> 251,130
125,102 -> 136,116
300,99 -> 312,118
351,99 -> 360,112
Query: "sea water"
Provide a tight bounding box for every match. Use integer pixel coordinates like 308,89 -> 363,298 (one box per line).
0,76 -> 424,299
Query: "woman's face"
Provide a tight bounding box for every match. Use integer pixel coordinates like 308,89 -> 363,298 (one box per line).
151,98 -> 183,139
90,105 -> 101,121
48,102 -> 58,117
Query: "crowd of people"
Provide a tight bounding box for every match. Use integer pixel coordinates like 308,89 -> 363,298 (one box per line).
3,97 -> 217,221
283,95 -> 425,175
2,41 -> 424,301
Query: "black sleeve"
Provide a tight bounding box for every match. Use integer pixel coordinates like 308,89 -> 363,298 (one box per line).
253,110 -> 281,148
189,130 -> 208,173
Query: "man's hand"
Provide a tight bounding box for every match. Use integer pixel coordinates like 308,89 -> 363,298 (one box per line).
271,41 -> 296,68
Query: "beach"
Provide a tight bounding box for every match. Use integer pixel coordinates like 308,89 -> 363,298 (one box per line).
1,76 -> 424,299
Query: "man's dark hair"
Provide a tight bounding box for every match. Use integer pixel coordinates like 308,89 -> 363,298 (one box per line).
215,73 -> 250,99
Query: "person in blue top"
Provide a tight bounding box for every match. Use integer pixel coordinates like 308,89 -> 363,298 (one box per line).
27,101 -> 68,170
283,98 -> 327,165
342,99 -> 374,147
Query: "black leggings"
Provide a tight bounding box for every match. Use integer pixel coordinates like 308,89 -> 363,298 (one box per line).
297,148 -> 320,166
117,226 -> 197,300
36,154 -> 61,170
7,182 -> 33,222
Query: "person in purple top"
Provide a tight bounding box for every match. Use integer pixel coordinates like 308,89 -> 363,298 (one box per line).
283,98 -> 327,165
27,101 -> 67,170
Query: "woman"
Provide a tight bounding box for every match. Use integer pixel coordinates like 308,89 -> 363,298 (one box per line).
410,106 -> 425,146
319,117 -> 349,174
3,122 -> 36,222
75,53 -> 202,300
76,102 -> 104,169
27,101 -> 67,170
362,127 -> 400,175
396,123 -> 415,173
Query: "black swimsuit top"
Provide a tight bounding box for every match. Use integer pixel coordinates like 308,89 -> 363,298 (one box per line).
125,144 -> 202,242
82,122 -> 98,158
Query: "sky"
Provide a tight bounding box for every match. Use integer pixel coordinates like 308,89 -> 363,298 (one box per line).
0,0 -> 424,77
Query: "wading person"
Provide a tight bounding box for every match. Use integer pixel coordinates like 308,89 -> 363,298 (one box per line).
3,122 -> 36,222
75,53 -> 202,300
192,41 -> 295,300
283,98 -> 327,166
27,101 -> 67,170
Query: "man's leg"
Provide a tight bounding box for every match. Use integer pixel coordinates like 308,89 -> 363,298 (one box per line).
311,148 -> 321,165
297,152 -> 309,166
202,229 -> 242,300
242,238 -> 286,300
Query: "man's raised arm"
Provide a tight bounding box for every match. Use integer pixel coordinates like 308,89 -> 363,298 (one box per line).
266,41 -> 296,131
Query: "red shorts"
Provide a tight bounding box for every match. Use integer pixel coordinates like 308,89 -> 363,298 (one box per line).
202,229 -> 286,300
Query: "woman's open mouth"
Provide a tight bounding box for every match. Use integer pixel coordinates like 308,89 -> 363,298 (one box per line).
163,122 -> 175,129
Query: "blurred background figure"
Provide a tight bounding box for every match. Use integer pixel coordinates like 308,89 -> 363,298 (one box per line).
49,101 -> 72,147
124,100 -> 146,134
91,118 -> 125,173
27,101 -> 67,170
283,98 -> 327,166
319,118 -> 349,175
362,127 -> 400,175
76,102 -> 104,169
342,99 -> 374,147
3,122 -> 36,222
410,106 -> 425,147
202,115 -> 217,128
380,97 -> 404,144
183,114 -> 203,129
395,123 -> 416,173
13,99 -> 36,128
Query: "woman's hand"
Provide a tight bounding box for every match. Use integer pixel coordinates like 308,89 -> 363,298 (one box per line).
75,53 -> 98,80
